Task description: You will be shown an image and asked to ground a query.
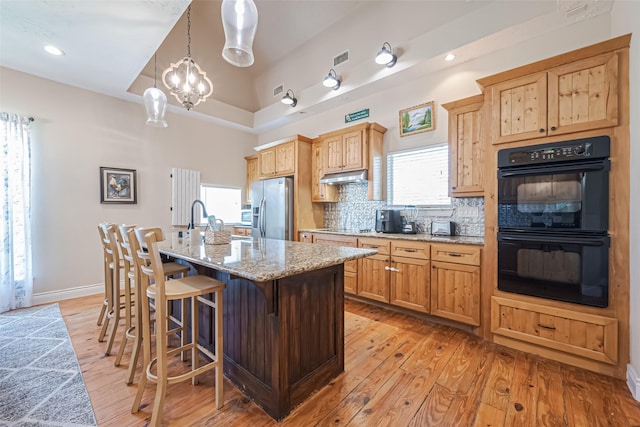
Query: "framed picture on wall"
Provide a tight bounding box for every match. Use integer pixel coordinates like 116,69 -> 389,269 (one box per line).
100,167 -> 137,204
399,100 -> 436,137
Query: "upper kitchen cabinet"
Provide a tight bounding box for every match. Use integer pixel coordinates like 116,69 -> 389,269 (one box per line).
311,139 -> 338,202
442,95 -> 484,197
325,129 -> 366,173
317,122 -> 387,200
258,140 -> 296,178
244,155 -> 258,204
479,46 -> 622,145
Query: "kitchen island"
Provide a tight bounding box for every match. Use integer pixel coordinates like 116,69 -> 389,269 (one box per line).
157,237 -> 376,421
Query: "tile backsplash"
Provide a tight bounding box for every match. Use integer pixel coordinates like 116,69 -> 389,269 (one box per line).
323,182 -> 485,237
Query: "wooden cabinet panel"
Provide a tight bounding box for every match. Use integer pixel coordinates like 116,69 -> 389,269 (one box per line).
431,243 -> 481,266
547,52 -> 619,135
431,261 -> 480,325
275,141 -> 295,175
357,254 -> 389,303
493,72 -> 547,144
358,237 -> 390,255
443,95 -> 485,197
311,141 -> 337,202
324,136 -> 344,173
491,52 -> 619,145
323,130 -> 365,173
342,130 -> 365,170
245,155 -> 258,204
259,148 -> 276,177
390,240 -> 430,260
390,257 -> 430,313
491,297 -> 618,365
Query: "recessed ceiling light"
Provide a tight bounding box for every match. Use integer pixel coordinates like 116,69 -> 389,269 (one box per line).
445,53 -> 455,61
44,45 -> 65,56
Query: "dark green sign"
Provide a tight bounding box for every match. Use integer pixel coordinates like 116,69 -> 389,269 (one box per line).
345,108 -> 369,123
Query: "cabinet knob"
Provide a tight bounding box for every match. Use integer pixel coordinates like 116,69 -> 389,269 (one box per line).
539,128 -> 545,133
550,126 -> 557,131
451,186 -> 456,190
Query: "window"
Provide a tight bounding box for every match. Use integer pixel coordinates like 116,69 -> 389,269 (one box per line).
386,143 -> 450,207
199,185 -> 241,224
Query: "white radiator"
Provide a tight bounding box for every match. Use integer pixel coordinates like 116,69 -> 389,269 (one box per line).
171,168 -> 200,226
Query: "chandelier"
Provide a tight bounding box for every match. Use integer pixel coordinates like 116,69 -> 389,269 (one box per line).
162,5 -> 213,110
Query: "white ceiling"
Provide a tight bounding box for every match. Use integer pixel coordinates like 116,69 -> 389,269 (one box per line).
0,0 -> 614,132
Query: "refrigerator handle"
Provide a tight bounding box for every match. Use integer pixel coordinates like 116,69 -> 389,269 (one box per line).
259,197 -> 266,237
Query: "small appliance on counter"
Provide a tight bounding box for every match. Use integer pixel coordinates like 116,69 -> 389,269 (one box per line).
431,220 -> 456,236
375,209 -> 402,233
401,206 -> 418,234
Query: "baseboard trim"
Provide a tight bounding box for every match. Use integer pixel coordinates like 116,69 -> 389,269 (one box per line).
33,283 -> 104,305
628,364 -> 640,402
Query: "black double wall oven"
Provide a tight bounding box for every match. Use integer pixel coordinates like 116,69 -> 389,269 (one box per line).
497,136 -> 610,308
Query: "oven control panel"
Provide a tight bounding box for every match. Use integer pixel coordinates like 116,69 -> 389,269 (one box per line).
508,142 -> 592,164
498,136 -> 610,168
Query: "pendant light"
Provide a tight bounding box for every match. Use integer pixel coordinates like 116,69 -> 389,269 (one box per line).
221,0 -> 258,67
162,5 -> 213,110
143,54 -> 168,127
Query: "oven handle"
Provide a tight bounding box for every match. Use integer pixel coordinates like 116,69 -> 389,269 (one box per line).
498,160 -> 609,178
498,234 -> 608,246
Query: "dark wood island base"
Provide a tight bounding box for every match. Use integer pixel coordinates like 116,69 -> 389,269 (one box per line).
194,263 -> 345,421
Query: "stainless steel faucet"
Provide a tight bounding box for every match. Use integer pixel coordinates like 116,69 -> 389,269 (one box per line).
188,199 -> 208,230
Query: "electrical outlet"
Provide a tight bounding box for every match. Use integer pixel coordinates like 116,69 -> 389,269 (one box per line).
457,206 -> 479,217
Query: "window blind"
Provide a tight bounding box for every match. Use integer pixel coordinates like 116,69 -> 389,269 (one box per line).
387,143 -> 451,207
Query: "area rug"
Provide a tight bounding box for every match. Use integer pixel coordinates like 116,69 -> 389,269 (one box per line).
0,303 -> 97,426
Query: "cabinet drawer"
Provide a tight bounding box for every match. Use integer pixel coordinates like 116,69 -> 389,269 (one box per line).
431,243 -> 480,266
312,234 -> 357,247
358,238 -> 390,255
391,241 -> 430,260
491,297 -> 618,364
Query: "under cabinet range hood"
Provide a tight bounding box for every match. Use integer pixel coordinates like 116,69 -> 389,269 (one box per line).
319,169 -> 367,185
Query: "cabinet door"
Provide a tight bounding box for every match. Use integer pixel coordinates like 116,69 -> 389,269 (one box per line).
312,142 -> 337,202
430,261 -> 480,326
492,72 -> 547,144
357,254 -> 389,303
324,136 -> 344,173
275,141 -> 295,175
312,234 -> 358,294
547,52 -> 619,136
259,148 -> 276,177
341,130 -> 365,171
245,157 -> 258,204
389,257 -> 430,313
450,104 -> 484,196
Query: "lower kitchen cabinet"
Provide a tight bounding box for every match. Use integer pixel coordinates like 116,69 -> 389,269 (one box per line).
390,256 -> 430,313
430,243 -> 481,326
311,233 -> 358,294
357,238 -> 391,302
491,296 -> 618,365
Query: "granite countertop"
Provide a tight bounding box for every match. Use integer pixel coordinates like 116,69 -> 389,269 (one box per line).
157,237 -> 377,282
300,228 -> 484,246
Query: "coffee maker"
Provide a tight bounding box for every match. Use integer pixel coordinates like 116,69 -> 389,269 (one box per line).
375,210 -> 402,233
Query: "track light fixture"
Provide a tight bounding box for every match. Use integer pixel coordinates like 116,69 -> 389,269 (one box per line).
375,42 -> 397,67
281,89 -> 297,107
322,69 -> 341,90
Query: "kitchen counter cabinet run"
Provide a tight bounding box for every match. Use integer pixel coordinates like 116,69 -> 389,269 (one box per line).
158,238 -> 375,421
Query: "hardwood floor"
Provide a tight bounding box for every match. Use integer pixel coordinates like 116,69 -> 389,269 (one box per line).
59,294 -> 640,426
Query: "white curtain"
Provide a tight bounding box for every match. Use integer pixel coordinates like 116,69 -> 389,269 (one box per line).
0,113 -> 33,313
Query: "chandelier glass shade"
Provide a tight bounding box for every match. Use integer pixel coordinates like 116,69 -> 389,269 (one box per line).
221,0 -> 258,67
162,5 -> 213,111
143,54 -> 168,127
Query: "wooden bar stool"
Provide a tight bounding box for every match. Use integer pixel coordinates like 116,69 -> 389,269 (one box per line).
130,227 -> 225,426
99,223 -> 125,355
117,225 -> 190,385
96,224 -> 110,328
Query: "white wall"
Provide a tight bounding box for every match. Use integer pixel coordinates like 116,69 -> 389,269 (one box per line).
0,67 -> 257,300
611,0 -> 640,398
